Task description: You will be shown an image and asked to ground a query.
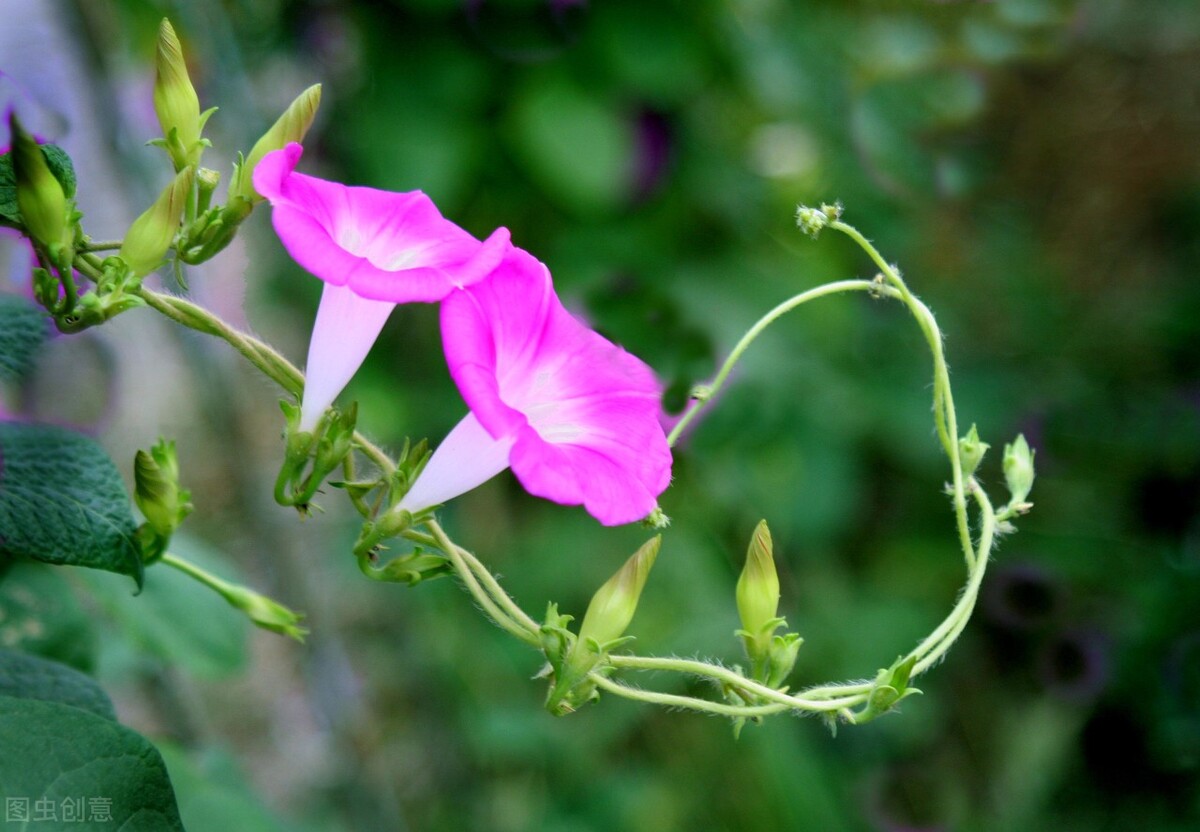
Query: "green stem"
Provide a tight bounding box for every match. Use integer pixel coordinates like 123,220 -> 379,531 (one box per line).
667,279 -> 898,447
589,674 -> 785,718
160,551 -> 236,594
135,285 -> 395,476
908,482 -> 996,676
830,221 -> 975,570
80,239 -> 123,252
606,655 -> 865,711
120,210 -> 999,724
425,520 -> 541,647
406,526 -> 541,636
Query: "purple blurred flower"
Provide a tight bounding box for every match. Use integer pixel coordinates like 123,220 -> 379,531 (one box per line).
1036,628 -> 1111,702
401,245 -> 672,525
254,143 -> 509,431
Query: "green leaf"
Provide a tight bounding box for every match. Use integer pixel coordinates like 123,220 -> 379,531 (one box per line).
0,294 -> 48,383
0,560 -> 97,671
0,648 -> 114,720
0,695 -> 184,830
0,422 -> 143,588
76,535 -> 248,679
158,744 -> 303,832
41,144 -> 78,198
0,144 -> 77,229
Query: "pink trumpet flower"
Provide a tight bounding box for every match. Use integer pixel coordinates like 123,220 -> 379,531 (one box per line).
401,246 -> 672,526
253,143 -> 509,431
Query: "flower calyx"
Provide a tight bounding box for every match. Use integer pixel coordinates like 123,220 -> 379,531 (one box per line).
356,545 -> 452,586
275,399 -> 359,512
849,655 -> 922,724
176,196 -> 253,265
133,438 -> 194,563
54,256 -> 149,333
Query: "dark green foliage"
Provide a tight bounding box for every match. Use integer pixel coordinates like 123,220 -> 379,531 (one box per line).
0,422 -> 142,588
0,294 -> 48,383
0,696 -> 184,831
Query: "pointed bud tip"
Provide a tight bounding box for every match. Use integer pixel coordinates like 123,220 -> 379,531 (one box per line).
576,536 -> 661,651
1003,434 -> 1036,505
9,113 -> 70,247
737,520 -> 780,641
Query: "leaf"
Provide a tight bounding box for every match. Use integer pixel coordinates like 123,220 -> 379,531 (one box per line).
0,143 -> 77,229
0,560 -> 97,671
0,422 -> 143,588
0,647 -> 114,720
158,744 -> 304,832
0,695 -> 185,830
41,144 -> 78,198
75,535 -> 248,679
0,293 -> 48,383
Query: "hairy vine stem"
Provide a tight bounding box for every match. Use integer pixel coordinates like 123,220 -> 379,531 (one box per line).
114,218 -> 1004,724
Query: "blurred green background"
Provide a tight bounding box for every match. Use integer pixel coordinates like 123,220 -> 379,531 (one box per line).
4,0 -> 1199,829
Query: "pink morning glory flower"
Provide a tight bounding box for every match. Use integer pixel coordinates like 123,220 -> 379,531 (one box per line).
400,246 -> 673,526
253,143 -> 509,431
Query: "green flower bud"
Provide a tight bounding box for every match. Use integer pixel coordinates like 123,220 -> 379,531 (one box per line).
234,84 -> 322,203
958,424 -> 989,478
9,113 -> 70,249
576,535 -> 660,652
1003,434 -> 1036,508
544,540 -> 659,715
119,167 -> 193,278
222,584 -> 307,641
154,19 -> 206,170
736,520 -> 780,653
133,438 -> 192,539
795,204 -> 830,238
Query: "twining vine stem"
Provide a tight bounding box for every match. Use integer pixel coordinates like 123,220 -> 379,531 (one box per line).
110,220 -> 999,724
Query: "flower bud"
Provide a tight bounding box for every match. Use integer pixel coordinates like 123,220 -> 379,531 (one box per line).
544,540 -> 659,716
234,85 -> 322,203
576,535 -> 660,651
9,113 -> 70,249
153,19 -> 206,171
736,520 -> 780,651
119,167 -> 193,277
221,583 -> 307,641
134,438 -> 192,538
958,423 -> 989,478
795,204 -> 830,238
1003,433 -> 1036,507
